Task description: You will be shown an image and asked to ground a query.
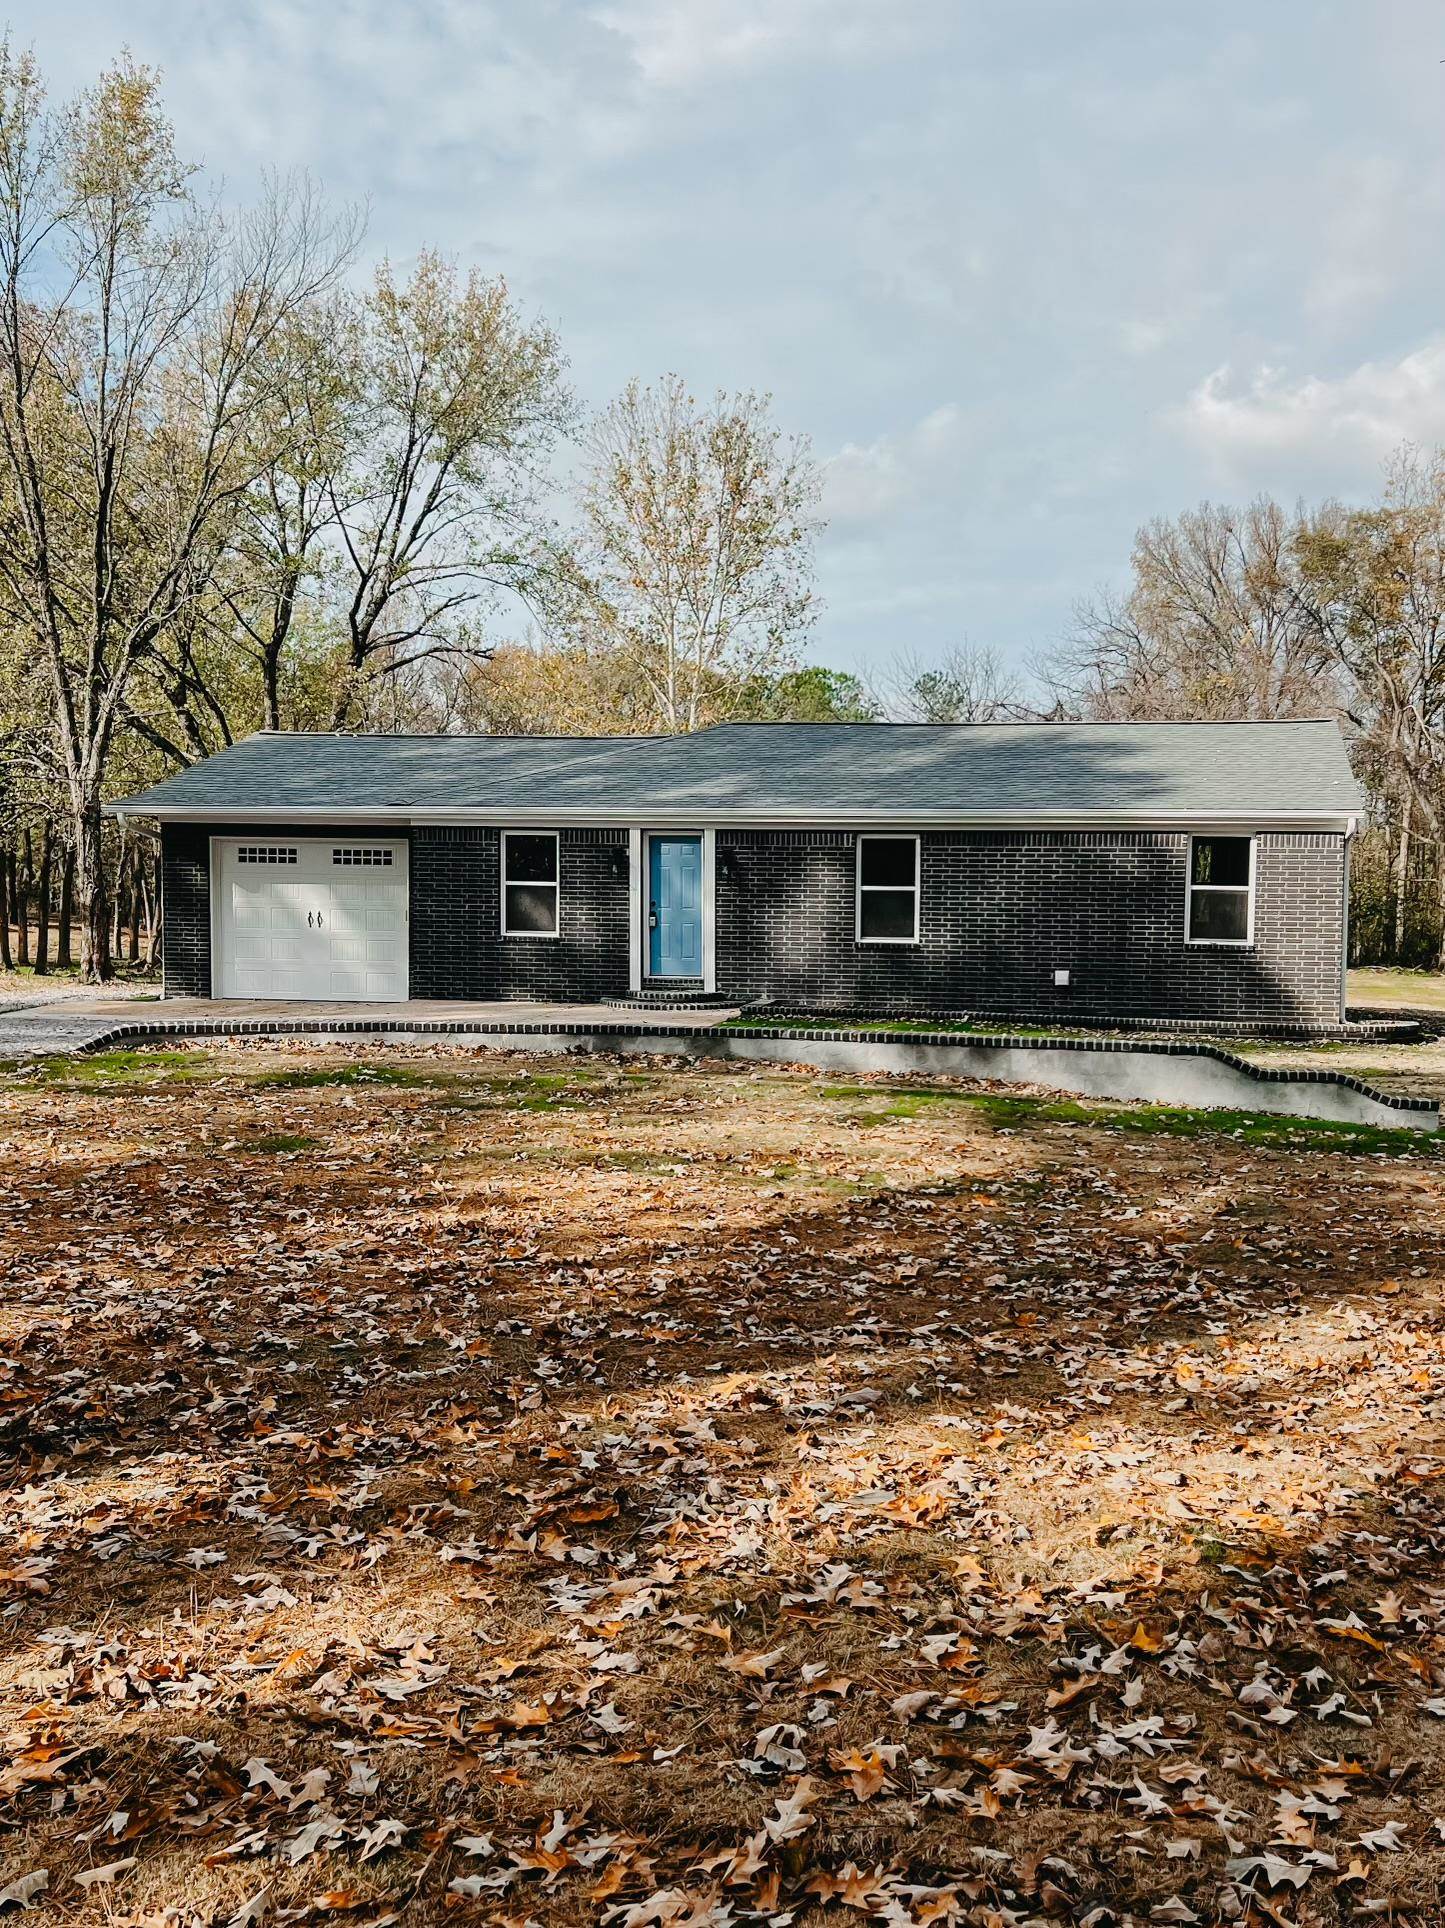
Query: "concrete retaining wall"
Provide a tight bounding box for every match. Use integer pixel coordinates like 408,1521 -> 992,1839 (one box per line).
242,1022 -> 1438,1133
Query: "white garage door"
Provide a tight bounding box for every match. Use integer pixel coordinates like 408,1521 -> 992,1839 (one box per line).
214,838 -> 409,1001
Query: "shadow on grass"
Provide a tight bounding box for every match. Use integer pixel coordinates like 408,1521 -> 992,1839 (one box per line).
3,1047 -> 1445,1915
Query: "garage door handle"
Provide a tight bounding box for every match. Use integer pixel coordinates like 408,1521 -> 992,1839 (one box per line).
317,911 -> 324,928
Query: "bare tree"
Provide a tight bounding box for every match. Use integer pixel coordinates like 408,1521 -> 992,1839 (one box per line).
322,252 -> 570,731
137,296 -> 359,740
884,642 -> 1026,722
0,47 -> 355,976
561,376 -> 822,732
1294,449 -> 1445,961
1040,499 -> 1336,722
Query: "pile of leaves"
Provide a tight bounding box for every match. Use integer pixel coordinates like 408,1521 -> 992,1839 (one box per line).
0,1042 -> 1443,1926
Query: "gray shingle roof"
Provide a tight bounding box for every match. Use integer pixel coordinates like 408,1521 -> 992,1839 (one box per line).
110,719 -> 1363,821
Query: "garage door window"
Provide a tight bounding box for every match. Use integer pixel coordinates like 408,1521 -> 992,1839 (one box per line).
502,832 -> 560,936
237,846 -> 298,865
332,846 -> 394,867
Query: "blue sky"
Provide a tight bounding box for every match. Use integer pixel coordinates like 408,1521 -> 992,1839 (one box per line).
21,0 -> 1445,678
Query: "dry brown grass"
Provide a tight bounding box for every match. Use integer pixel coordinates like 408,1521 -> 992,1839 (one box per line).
0,1042 -> 1443,1925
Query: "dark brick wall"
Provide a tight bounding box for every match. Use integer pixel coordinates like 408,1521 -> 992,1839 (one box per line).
162,823 -> 632,1001
410,826 -> 631,1002
160,822 -> 212,997
714,828 -> 1347,1024
162,820 -> 1348,1024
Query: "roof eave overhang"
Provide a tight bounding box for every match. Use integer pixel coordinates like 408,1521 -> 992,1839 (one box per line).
106,802 -> 1361,833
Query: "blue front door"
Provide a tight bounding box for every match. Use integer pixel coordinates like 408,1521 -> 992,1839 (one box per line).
648,835 -> 703,978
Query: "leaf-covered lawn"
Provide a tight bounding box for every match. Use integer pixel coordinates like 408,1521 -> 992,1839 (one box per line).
1,1043 -> 1444,1926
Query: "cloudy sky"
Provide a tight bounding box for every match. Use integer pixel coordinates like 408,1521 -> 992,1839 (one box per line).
21,0 -> 1445,678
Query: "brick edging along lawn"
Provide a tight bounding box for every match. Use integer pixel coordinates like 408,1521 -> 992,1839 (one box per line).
50,1010 -> 1441,1124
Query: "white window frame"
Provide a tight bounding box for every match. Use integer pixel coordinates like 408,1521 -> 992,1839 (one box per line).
500,829 -> 561,939
1185,833 -> 1255,947
856,833 -> 921,945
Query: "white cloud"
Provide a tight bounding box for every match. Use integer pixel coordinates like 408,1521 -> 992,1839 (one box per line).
1301,153 -> 1439,323
591,0 -> 901,88
823,404 -> 965,523
1169,340 -> 1445,482
1120,318 -> 1171,357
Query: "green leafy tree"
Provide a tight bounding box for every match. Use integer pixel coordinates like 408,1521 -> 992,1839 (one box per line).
731,663 -> 879,721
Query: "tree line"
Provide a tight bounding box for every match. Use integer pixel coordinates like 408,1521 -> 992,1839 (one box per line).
1,46 -> 1438,981
864,458 -> 1445,968
0,48 -> 831,980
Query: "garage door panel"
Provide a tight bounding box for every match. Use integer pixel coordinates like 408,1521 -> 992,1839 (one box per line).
216,839 -> 408,1001
234,965 -> 308,997
232,933 -> 303,965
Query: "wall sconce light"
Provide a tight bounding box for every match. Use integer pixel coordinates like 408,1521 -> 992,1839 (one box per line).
608,848 -> 628,882
719,848 -> 742,886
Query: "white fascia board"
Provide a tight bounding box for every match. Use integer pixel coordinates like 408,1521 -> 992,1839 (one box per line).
113,803 -> 1360,833
106,805 -> 410,823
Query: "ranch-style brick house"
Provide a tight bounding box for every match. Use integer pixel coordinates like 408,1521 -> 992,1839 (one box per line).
111,718 -> 1363,1026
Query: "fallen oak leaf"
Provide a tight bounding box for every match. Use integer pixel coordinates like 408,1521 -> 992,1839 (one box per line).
74,1857 -> 136,1889
1357,1822 -> 1407,1852
1129,1622 -> 1168,1654
225,1891 -> 270,1928
720,1648 -> 785,1678
1224,1855 -> 1313,1891
0,1869 -> 48,1909
763,1777 -> 820,1842
829,1743 -> 902,1803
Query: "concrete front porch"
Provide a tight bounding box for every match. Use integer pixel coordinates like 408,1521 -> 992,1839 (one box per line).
0,994 -> 743,1059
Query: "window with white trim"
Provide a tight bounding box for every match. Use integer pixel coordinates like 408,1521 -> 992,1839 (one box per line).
1187,835 -> 1253,943
856,834 -> 920,943
501,831 -> 560,936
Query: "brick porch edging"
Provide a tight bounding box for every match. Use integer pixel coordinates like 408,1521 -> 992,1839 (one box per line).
757,1005 -> 1419,1045
58,1012 -> 1439,1126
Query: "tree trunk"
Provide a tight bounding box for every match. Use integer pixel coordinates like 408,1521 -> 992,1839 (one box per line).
263,637 -> 283,732
56,845 -> 74,968
0,849 -> 11,971
126,847 -> 142,961
140,853 -> 158,966
1392,801 -> 1413,963
32,820 -> 52,975
109,832 -> 126,963
15,830 -> 29,968
74,801 -> 112,983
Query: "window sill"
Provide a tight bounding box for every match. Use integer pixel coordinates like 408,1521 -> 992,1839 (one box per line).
855,938 -> 921,948
500,931 -> 562,941
1184,939 -> 1255,949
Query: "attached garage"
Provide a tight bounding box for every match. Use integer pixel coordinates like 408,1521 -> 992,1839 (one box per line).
213,837 -> 409,1001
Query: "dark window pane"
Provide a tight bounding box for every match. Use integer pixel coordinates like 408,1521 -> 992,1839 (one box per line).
505,883 -> 558,934
1190,887 -> 1249,941
505,834 -> 558,883
1191,836 -> 1250,888
860,888 -> 916,940
860,837 -> 917,887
